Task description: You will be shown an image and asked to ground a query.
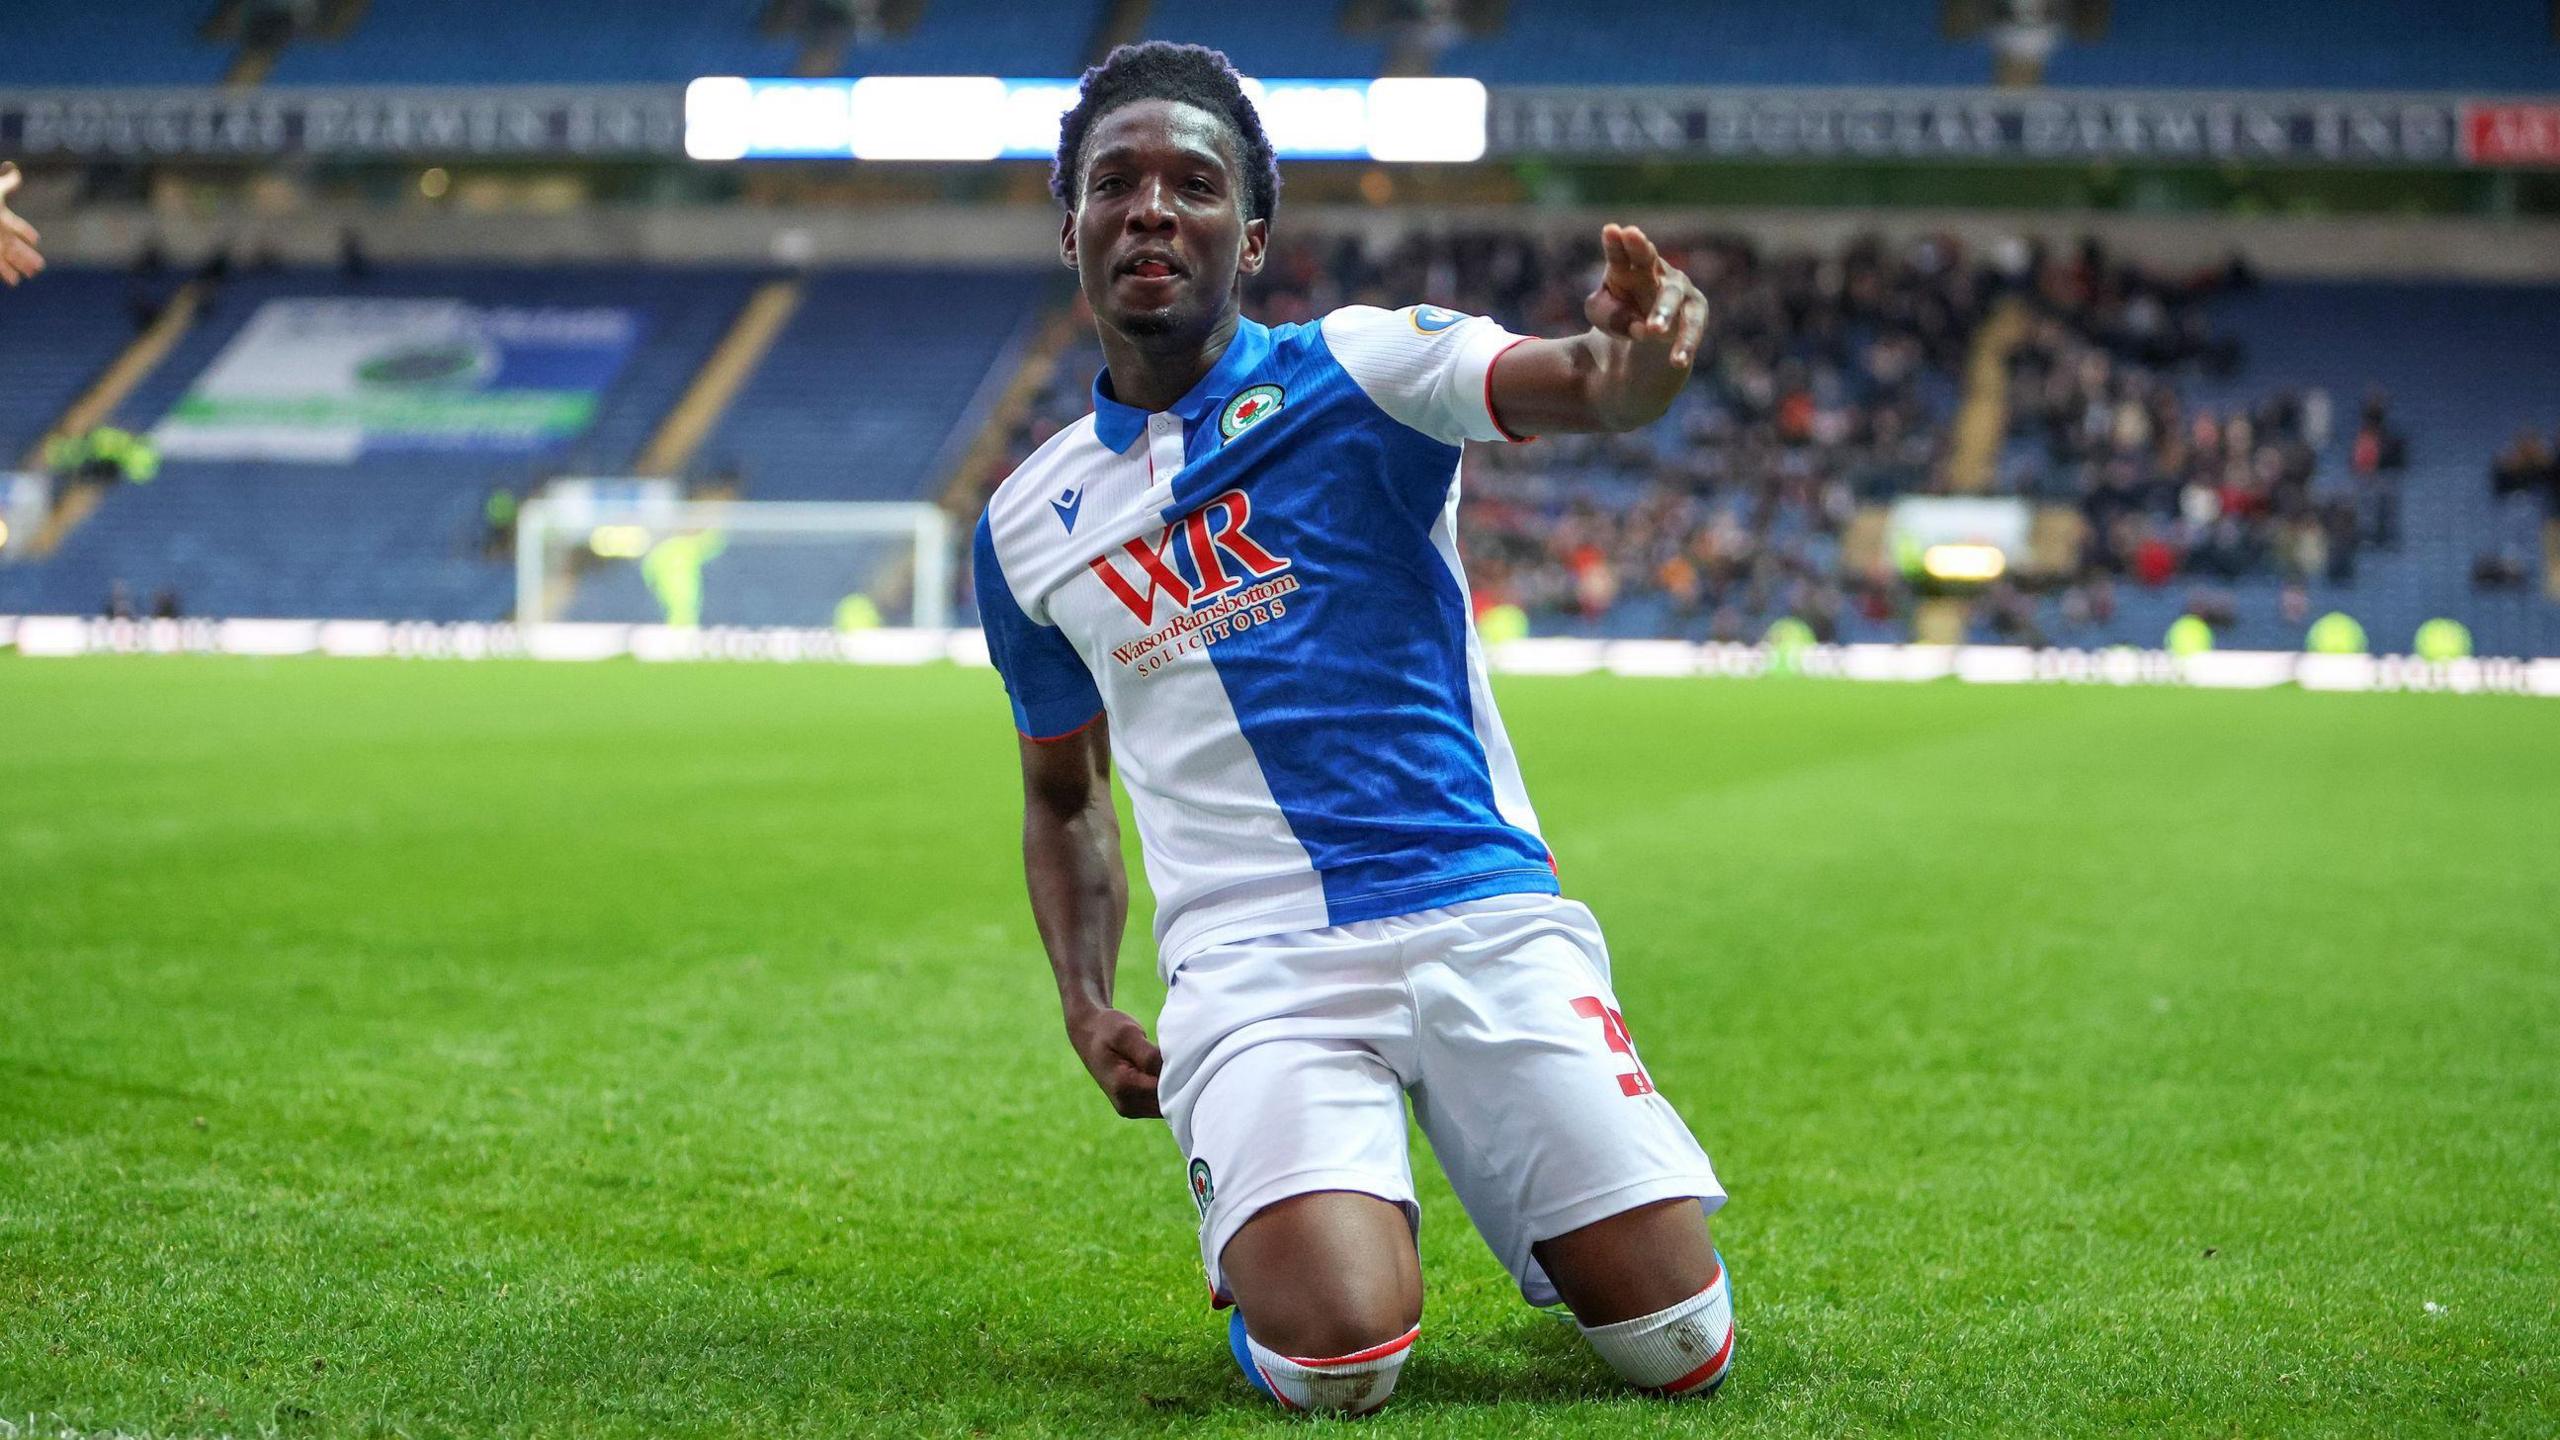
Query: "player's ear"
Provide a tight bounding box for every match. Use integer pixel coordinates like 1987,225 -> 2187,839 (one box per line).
1059,208 -> 1079,271
1237,216 -> 1268,278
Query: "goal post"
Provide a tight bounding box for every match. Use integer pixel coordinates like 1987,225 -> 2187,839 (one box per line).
516,484 -> 955,632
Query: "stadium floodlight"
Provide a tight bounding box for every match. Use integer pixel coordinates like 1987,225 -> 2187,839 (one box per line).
848,77 -> 1012,161
1890,495 -> 2029,587
1365,79 -> 1488,162
685,76 -> 1490,163
1921,543 -> 2007,583
517,490 -> 954,632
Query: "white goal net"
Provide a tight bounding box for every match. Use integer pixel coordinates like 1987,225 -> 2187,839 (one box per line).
516,483 -> 954,632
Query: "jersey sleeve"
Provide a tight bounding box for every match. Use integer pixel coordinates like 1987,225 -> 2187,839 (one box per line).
1320,304 -> 1535,446
973,515 -> 1104,741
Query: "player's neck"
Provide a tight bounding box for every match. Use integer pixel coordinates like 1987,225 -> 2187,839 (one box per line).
1098,309 -> 1239,414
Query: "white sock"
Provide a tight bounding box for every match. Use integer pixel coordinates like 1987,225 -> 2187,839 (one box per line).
1243,1324 -> 1417,1414
1577,1266 -> 1734,1397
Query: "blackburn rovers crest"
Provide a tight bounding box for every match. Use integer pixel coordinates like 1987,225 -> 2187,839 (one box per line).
1218,384 -> 1285,440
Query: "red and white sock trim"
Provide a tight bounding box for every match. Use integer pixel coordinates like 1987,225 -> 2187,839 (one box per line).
1577,1268 -> 1734,1398
1245,1324 -> 1418,1414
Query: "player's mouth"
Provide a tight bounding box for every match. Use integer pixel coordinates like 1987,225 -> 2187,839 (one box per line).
1115,252 -> 1186,290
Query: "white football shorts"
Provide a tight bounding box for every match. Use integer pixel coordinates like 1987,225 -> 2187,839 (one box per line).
1156,892 -> 1725,1309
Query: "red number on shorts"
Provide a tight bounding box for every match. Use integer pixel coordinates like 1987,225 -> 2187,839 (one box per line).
1571,996 -> 1655,1097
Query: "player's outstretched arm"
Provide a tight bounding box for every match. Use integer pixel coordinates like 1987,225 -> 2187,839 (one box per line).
1487,223 -> 1704,436
0,164 -> 47,287
1018,717 -> 1158,1119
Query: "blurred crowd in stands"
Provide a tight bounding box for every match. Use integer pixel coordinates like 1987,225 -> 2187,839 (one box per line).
981,227 -> 2443,641
2488,425 -> 2560,598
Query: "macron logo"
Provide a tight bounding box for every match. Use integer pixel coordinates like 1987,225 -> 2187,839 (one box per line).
1051,488 -> 1084,533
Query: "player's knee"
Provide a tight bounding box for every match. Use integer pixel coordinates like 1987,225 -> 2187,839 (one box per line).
1235,1312 -> 1417,1416
1248,1286 -> 1417,1362
1577,1260 -> 1733,1399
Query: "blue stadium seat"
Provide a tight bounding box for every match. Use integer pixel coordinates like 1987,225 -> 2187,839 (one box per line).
699,268 -> 1054,502
2181,282 -> 2560,658
0,264 -> 760,622
266,0 -> 797,86
2015,281 -> 2560,659
1434,0 -> 1988,88
837,0 -> 1101,77
0,1 -> 231,86
2043,0 -> 2560,91
1136,2 -> 1389,79
0,269 -> 140,462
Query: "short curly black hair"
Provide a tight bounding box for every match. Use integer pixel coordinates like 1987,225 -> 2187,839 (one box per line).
1051,41 -> 1281,224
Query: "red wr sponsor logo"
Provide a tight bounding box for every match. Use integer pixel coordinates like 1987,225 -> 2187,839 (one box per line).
1088,489 -> 1299,676
1087,489 -> 1289,624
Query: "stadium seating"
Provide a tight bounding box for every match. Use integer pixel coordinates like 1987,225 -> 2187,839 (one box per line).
2158,282 -> 2560,660
1138,2 -> 1391,80
1432,0 -> 1992,88
2040,0 -> 2560,91
0,1 -> 231,86
699,268 -> 1053,502
0,262 -> 1053,622
265,0 -> 799,86
0,264 -> 762,621
834,0 -> 1102,77
0,269 -> 142,464
261,0 -> 1100,85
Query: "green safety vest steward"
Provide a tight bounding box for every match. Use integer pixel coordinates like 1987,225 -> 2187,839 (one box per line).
1477,602 -> 1530,646
834,594 -> 883,633
1763,616 -> 1816,675
43,426 -> 159,483
2305,611 -> 2369,655
2165,614 -> 2214,656
2412,618 -> 2472,662
641,531 -> 727,629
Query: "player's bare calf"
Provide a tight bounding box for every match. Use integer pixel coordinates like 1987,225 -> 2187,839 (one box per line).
1538,1197 -> 1736,1397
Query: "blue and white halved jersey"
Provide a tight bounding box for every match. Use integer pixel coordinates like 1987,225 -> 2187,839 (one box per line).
975,305 -> 1556,975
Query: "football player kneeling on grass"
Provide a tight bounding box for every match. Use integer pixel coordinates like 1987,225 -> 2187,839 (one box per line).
977,43 -> 1732,1415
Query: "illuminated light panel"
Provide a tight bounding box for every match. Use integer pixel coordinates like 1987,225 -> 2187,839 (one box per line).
589,524 -> 652,558
686,77 -> 1490,163
849,76 -> 1011,161
1366,78 -> 1488,162
1922,543 -> 2007,582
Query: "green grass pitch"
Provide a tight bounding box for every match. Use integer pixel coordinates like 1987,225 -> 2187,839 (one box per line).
3,656 -> 2555,1438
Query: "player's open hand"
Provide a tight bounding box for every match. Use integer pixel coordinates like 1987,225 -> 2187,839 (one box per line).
0,164 -> 44,287
1068,1005 -> 1163,1119
1585,223 -> 1704,369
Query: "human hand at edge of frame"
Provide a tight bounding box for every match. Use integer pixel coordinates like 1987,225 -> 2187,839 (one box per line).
0,164 -> 45,287
1067,1005 -> 1163,1119
1583,222 -> 1706,370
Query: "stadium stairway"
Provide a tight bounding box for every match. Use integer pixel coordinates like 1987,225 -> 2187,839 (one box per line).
0,271 -> 162,470
633,280 -> 805,479
568,268 -> 1059,627
696,268 -> 1054,503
